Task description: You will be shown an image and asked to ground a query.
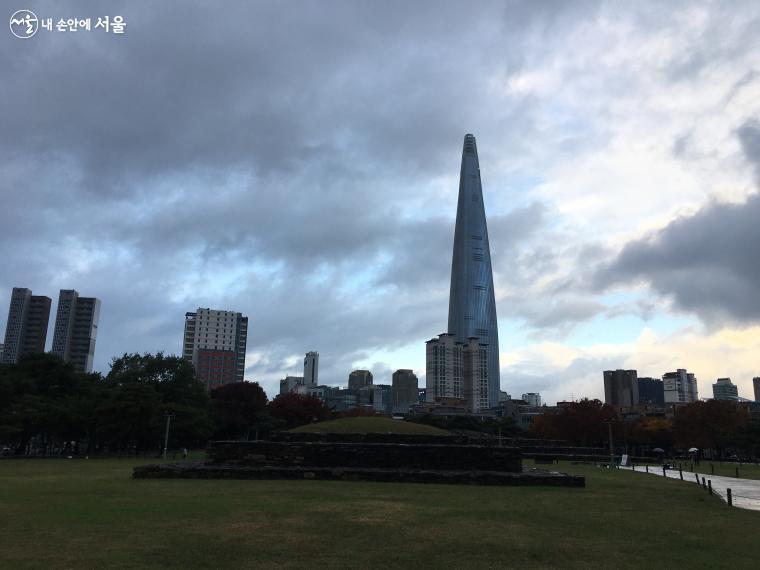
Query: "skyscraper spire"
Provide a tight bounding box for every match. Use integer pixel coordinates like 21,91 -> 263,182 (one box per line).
447,134 -> 500,407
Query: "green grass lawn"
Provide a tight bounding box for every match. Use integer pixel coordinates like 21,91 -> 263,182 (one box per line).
670,461 -> 760,481
290,416 -> 449,435
1,458 -> 759,569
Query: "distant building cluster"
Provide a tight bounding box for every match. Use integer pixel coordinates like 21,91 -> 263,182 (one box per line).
603,368 -> 760,421
1,287 -> 100,373
277,355 -> 421,415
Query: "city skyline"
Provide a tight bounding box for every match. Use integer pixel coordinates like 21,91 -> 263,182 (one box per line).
2,1 -> 760,403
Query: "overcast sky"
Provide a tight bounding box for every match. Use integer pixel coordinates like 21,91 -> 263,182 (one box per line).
3,1 -> 760,403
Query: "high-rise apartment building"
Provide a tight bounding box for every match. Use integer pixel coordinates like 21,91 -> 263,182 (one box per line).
391,369 -> 418,413
51,289 -> 101,373
603,369 -> 639,407
712,378 -> 738,401
662,369 -> 698,404
348,369 -> 373,391
754,377 -> 760,402
425,333 -> 463,401
637,377 -> 665,405
304,351 -> 319,386
1,287 -> 52,365
448,134 -> 501,407
463,337 -> 489,412
183,308 -> 248,390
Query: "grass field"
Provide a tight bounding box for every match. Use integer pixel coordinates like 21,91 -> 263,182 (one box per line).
289,416 -> 449,434
673,461 -> 760,481
1,457 -> 759,569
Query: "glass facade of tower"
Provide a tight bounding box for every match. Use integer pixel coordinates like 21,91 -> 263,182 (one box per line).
447,134 -> 500,407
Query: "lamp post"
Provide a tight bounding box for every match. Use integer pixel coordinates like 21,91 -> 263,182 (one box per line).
162,411 -> 176,460
603,420 -> 615,468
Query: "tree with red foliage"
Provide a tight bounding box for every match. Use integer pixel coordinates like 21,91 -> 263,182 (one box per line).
529,399 -> 619,446
673,400 -> 748,453
211,381 -> 269,440
268,393 -> 330,429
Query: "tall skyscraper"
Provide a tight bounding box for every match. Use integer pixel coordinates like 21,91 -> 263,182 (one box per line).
604,369 -> 639,407
183,308 -> 248,390
754,377 -> 760,402
448,134 -> 500,407
1,287 -> 52,364
51,289 -> 101,373
712,378 -> 738,401
304,351 -> 319,386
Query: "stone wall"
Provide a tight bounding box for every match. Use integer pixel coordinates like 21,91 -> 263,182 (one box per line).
133,462 -> 585,487
208,440 -> 523,472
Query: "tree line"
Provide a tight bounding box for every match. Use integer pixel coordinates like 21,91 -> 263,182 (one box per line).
529,398 -> 760,458
0,353 -> 330,456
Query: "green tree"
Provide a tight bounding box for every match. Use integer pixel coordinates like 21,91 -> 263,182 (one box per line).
211,381 -> 270,440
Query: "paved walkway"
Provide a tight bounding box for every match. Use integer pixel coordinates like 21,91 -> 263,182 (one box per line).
621,464 -> 760,512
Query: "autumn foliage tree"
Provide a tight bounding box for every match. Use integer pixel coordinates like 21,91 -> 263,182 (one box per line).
628,417 -> 674,450
268,393 -> 330,429
673,400 -> 748,452
529,399 -> 618,446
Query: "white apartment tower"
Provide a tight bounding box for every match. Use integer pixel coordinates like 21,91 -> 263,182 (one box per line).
463,337 -> 489,412
425,333 -> 463,401
663,369 -> 699,404
183,308 -> 248,389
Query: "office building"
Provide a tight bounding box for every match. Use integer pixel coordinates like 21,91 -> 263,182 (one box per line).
51,289 -> 100,373
304,351 -> 319,386
425,333 -> 463,401
183,308 -> 248,389
463,337 -> 489,412
712,378 -> 738,401
522,393 -> 542,407
753,377 -> 760,402
603,369 -> 639,408
370,384 -> 392,413
279,375 -> 305,395
348,369 -> 373,391
1,288 -> 52,365
391,369 -> 419,413
637,377 -> 665,405
447,134 -> 500,407
662,369 -> 698,404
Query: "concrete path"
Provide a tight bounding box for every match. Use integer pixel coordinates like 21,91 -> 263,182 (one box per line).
621,465 -> 760,512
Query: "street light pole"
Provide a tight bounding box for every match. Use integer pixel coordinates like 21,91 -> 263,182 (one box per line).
163,412 -> 176,460
604,420 -> 615,468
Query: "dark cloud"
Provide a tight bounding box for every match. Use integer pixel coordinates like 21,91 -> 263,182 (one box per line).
2,1 -> 758,397
596,121 -> 760,326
